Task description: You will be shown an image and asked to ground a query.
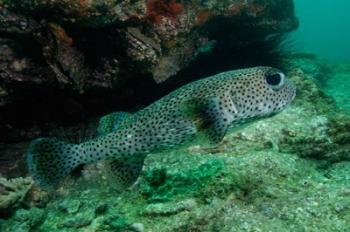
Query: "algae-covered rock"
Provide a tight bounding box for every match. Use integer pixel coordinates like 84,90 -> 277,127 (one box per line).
57,213 -> 93,229
0,207 -> 44,232
278,55 -> 350,163
323,63 -> 350,113
58,199 -> 81,214
143,199 -> 197,216
2,53 -> 350,231
0,177 -> 33,216
141,153 -> 224,202
13,207 -> 45,228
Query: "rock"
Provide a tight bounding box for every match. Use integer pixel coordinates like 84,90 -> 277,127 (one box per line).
13,207 -> 45,228
143,199 -> 197,216
0,177 -> 33,216
0,142 -> 28,177
0,0 -> 298,142
323,63 -> 350,113
94,203 -> 108,215
0,207 -> 45,232
56,203 -> 95,229
286,53 -> 331,81
141,155 -> 224,202
130,222 -> 145,232
58,215 -> 92,229
58,199 -> 81,214
99,214 -> 130,231
24,187 -> 50,208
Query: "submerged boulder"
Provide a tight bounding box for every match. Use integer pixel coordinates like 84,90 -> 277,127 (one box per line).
0,0 -> 298,84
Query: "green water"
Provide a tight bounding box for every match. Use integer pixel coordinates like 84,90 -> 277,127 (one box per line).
293,0 -> 350,112
293,0 -> 350,61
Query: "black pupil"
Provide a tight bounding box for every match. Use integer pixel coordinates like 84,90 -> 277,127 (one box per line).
266,74 -> 281,86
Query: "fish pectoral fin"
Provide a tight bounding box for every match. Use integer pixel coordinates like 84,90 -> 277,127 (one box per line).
183,92 -> 238,143
97,112 -> 133,135
108,155 -> 146,187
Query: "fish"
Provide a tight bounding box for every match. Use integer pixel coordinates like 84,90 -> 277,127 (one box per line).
26,66 -> 296,188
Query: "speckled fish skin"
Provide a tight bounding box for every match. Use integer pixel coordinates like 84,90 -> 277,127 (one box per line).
27,66 -> 296,188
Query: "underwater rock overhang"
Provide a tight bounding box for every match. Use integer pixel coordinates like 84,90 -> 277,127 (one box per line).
0,0 -> 298,142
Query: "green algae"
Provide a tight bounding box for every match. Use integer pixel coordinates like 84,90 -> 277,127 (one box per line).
141,153 -> 225,203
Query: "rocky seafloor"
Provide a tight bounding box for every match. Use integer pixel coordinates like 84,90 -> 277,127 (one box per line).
1,0 -> 350,231
1,55 -> 350,231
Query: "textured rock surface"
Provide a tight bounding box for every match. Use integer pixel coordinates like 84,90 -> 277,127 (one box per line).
0,177 -> 33,215
1,55 -> 350,231
322,63 -> 350,113
0,0 -> 298,84
0,0 -> 298,142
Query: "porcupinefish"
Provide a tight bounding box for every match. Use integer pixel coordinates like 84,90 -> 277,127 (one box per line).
27,67 -> 296,188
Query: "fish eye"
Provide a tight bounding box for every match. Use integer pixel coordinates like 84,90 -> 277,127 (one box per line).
266,72 -> 284,90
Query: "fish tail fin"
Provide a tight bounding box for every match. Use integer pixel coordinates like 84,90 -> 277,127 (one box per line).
27,138 -> 84,188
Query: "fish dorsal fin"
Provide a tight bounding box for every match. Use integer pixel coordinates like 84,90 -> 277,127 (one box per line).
183,91 -> 239,143
97,112 -> 132,135
108,155 -> 146,187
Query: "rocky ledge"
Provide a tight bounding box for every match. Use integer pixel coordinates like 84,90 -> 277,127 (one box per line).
0,0 -> 298,142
